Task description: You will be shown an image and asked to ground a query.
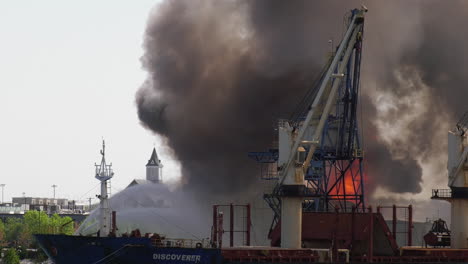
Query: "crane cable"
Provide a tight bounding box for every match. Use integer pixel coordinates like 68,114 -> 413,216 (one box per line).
91,244 -> 131,264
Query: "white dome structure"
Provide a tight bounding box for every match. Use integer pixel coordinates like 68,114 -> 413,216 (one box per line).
76,184 -> 210,240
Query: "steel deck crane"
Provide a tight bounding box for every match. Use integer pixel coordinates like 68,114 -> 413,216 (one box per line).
432,110 -> 468,248
249,7 -> 367,248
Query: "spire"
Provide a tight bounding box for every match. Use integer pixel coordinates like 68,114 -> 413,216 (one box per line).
146,147 -> 160,166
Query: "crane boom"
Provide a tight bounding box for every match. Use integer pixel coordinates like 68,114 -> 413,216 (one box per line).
279,10 -> 364,186
277,7 -> 367,249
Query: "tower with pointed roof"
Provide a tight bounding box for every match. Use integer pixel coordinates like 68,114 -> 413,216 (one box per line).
146,147 -> 163,183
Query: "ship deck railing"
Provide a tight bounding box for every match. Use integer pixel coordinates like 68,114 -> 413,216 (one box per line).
152,237 -> 209,248
431,189 -> 451,199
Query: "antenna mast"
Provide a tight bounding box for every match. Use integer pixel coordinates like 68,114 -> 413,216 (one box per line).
95,140 -> 114,237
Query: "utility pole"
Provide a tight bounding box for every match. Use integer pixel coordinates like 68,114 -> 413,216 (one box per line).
88,197 -> 93,211
22,192 -> 26,211
52,184 -> 58,198
0,184 -> 5,204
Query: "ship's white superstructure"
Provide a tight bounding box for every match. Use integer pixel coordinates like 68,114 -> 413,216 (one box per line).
447,116 -> 468,248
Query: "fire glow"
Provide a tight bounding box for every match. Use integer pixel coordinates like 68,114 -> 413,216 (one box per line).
326,162 -> 366,200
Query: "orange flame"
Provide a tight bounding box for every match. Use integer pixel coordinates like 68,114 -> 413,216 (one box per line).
327,162 -> 366,200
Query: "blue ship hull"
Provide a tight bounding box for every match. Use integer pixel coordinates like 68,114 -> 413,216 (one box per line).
34,234 -> 222,264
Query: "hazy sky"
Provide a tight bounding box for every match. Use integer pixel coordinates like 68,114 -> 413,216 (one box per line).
0,0 -> 179,203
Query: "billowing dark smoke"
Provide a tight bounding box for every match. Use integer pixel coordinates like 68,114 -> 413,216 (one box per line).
136,0 -> 468,198
360,0 -> 468,193
360,95 -> 423,193
400,1 -> 468,117
136,0 -> 350,197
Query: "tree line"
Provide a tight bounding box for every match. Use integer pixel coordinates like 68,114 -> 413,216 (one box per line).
0,210 -> 74,263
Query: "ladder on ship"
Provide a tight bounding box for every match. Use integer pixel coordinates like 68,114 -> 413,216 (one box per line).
107,180 -> 111,197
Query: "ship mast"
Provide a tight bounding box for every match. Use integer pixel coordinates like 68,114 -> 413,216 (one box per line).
95,140 -> 114,237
